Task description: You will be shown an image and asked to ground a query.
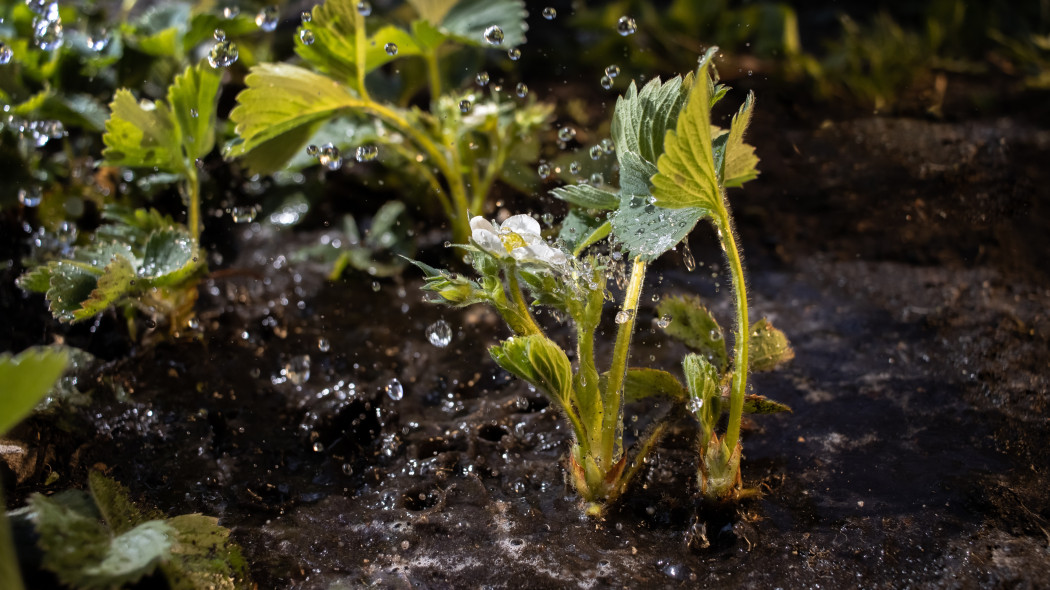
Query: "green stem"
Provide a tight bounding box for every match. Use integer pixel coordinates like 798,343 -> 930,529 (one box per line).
0,485 -> 25,590
424,51 -> 442,108
185,171 -> 200,243
354,10 -> 371,101
601,257 -> 647,466
506,270 -> 542,336
717,202 -> 750,455
575,323 -> 601,449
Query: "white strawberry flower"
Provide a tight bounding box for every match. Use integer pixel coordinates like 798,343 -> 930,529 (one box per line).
470,214 -> 567,267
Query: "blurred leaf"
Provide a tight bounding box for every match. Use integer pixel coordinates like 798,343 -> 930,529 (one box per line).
621,368 -> 688,403
742,394 -> 791,414
0,347 -> 69,435
550,184 -> 619,210
75,254 -> 135,322
101,90 -> 179,172
558,209 -> 609,255
656,294 -> 728,370
721,91 -> 759,188
162,514 -> 252,590
440,0 -> 528,48
168,62 -> 222,162
748,318 -> 794,371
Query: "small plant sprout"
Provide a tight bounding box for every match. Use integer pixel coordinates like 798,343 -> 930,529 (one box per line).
226,0 -> 552,244
413,48 -> 794,513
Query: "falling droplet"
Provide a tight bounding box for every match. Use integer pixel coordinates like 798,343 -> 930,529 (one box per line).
515,82 -> 528,98
426,320 -> 452,348
300,10 -> 312,24
222,5 -> 240,19
600,75 -> 613,90
537,163 -> 551,179
569,161 -> 581,175
616,16 -> 637,36
483,25 -> 504,45
459,99 -> 472,113
589,172 -> 603,186
385,378 -> 404,401
605,65 -> 621,78
208,40 -> 239,68
542,7 -> 557,20
306,144 -> 319,157
371,280 -> 381,292
681,241 -> 696,271
299,28 -> 315,45
589,145 -> 603,160
558,126 -> 576,142
656,315 -> 671,329
214,29 -> 227,42
356,1 -> 372,16
0,44 -> 12,65
355,144 -> 378,162
615,309 -> 635,324
230,205 -> 258,223
18,187 -> 42,207
385,42 -> 398,56
341,463 -> 353,475
687,397 -> 704,414
255,6 -> 279,31
318,337 -> 330,352
32,4 -> 63,51
312,441 -> 325,452
507,48 -> 521,61
476,71 -> 490,86
284,355 -> 311,386
601,138 -> 615,154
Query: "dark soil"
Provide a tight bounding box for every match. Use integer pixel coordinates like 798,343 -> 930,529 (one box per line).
4,29 -> 1050,590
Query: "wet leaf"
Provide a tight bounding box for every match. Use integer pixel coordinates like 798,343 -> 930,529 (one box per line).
88,471 -> 154,535
748,318 -> 794,371
168,62 -> 222,162
0,347 -> 70,436
141,229 -> 199,285
46,262 -> 101,323
656,294 -> 728,370
722,91 -> 759,188
490,335 -> 572,404
650,59 -> 720,211
75,254 -> 135,322
550,184 -> 619,210
101,89 -> 179,172
17,265 -> 53,294
621,368 -> 688,403
742,394 -> 792,414
683,353 -> 721,441
610,74 -> 693,166
162,514 -> 252,590
440,0 -> 528,48
226,64 -> 361,173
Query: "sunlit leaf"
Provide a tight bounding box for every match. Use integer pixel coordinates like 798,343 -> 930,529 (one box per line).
101,89 -> 179,172
610,74 -> 693,166
721,91 -> 759,188
748,318 -> 794,371
141,229 -> 199,285
0,347 -> 69,435
656,294 -> 728,370
168,62 -> 222,162
74,254 -> 135,322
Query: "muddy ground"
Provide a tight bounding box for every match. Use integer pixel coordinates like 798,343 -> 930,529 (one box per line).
3,38 -> 1050,590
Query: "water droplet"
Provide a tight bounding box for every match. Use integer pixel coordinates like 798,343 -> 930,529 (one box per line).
371,280 -> 381,292
475,71 -> 490,86
306,144 -> 319,157
214,29 -> 227,42
600,75 -> 613,90
589,145 -> 603,160
542,7 -> 557,20
589,172 -> 603,186
483,25 -> 504,45
299,28 -> 315,45
222,5 -> 240,19
25,0 -> 48,15
284,355 -> 311,386
681,241 -> 696,271
537,163 -> 551,179
507,48 -> 521,60
541,212 -> 554,225
459,99 -> 472,113
426,320 -> 452,348
318,337 -> 330,352
190,108 -> 198,118
255,6 -> 279,31
709,329 -> 722,342
687,396 -> 704,414
605,65 -> 621,78
312,441 -> 325,452
385,378 -> 404,401
341,463 -> 353,475
318,143 -> 342,170
616,16 -> 637,36
601,138 -> 615,154
558,126 -> 576,142
300,10 -> 312,24
515,82 -> 528,98
355,144 -> 378,162
87,30 -> 111,52
569,161 -> 581,175
32,4 -> 63,51
385,42 -> 398,56
615,309 -> 635,324
208,40 -> 239,67
0,44 -> 12,65
18,187 -> 42,207
230,205 -> 258,223
356,1 -> 372,16
656,315 -> 671,329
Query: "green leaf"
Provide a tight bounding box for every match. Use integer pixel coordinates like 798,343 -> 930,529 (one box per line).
46,262 -> 102,323
408,0 -> 458,24
141,229 -> 199,285
127,3 -> 192,57
683,353 -> 722,442
17,265 -> 53,294
489,335 -> 572,404
558,209 -> 609,256
74,254 -> 135,322
0,347 -> 70,435
87,471 -> 154,536
162,514 -> 252,590
722,91 -> 759,188
30,492 -> 175,589
656,294 -> 728,370
227,63 -> 362,173
742,394 -> 791,414
610,74 -> 693,166
440,0 -> 528,48
622,368 -> 688,403
550,184 -> 619,210
611,150 -> 705,261
102,89 -> 180,172
168,62 -> 222,162
748,318 -> 794,371
650,60 -> 721,211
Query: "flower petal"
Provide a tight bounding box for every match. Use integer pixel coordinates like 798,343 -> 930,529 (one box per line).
500,214 -> 541,238
470,216 -> 496,233
472,229 -> 507,257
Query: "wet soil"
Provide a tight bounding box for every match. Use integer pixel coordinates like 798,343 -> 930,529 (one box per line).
5,82 -> 1050,588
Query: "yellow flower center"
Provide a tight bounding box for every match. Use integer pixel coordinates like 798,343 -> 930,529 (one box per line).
500,232 -> 528,253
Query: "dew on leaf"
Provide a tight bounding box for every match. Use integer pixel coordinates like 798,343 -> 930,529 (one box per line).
615,309 -> 635,324
426,320 -> 452,348
483,25 -> 504,45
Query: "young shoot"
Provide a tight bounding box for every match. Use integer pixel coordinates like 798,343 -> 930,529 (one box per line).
226,0 -> 552,244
